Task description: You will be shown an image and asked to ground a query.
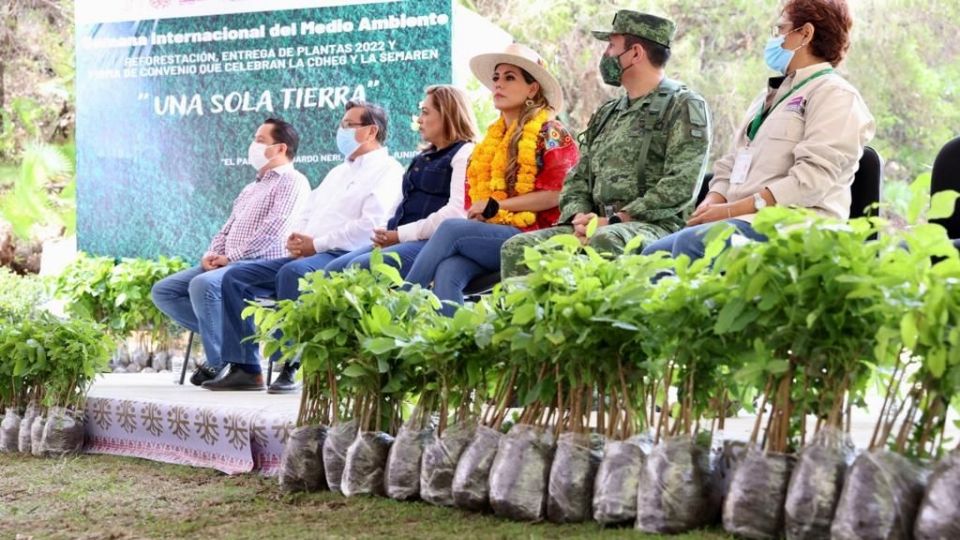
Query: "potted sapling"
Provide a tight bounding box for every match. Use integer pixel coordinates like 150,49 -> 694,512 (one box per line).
39,314 -> 113,455
450,293 -> 517,512
341,258 -> 437,498
633,250 -> 732,535
712,211 -> 896,539
833,220 -> 960,540
380,302 -> 492,506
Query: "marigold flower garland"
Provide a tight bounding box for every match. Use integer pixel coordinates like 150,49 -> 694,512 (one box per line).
467,109 -> 550,228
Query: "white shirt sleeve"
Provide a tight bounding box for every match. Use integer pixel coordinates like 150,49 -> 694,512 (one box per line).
292,182 -> 325,233
396,143 -> 473,243
312,159 -> 404,252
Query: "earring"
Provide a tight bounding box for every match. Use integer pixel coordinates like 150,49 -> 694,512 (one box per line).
525,99 -> 535,108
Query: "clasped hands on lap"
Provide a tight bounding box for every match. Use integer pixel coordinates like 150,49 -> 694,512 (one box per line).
285,232 -> 317,258
201,254 -> 229,271
687,192 -> 733,226
686,188 -> 775,227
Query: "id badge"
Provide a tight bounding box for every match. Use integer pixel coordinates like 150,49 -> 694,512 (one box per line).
730,149 -> 753,185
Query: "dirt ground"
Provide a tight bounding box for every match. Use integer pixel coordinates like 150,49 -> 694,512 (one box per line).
0,453 -> 731,540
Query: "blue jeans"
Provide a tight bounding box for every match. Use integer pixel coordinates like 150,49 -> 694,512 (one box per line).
324,241 -> 428,278
220,251 -> 346,367
151,264 -> 237,370
404,219 -> 521,316
641,219 -> 767,260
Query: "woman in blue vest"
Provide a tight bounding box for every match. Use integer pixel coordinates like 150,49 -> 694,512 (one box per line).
324,85 -> 479,275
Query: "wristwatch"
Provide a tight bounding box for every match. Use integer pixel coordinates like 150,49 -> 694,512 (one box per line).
752,192 -> 768,211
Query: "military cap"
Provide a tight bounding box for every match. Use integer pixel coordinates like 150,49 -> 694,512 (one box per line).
592,10 -> 676,49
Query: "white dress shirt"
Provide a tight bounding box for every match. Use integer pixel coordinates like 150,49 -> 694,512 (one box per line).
396,142 -> 474,242
293,147 -> 404,253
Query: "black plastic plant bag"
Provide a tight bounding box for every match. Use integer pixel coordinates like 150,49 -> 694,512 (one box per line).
488,424 -> 556,522
322,419 -> 358,493
723,446 -> 796,539
831,449 -> 929,540
18,404 -> 37,454
635,436 -> 720,533
279,425 -> 328,492
914,448 -> 960,540
42,407 -> 86,456
421,423 -> 476,507
452,424 -> 502,511
784,428 -> 855,540
30,414 -> 46,456
711,438 -> 747,509
547,431 -> 604,523
0,408 -> 21,452
385,424 -> 434,500
341,431 -> 394,497
592,435 -> 653,525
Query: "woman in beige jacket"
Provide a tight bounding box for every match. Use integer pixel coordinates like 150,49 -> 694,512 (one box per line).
643,0 -> 875,260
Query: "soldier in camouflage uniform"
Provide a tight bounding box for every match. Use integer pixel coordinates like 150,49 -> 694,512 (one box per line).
500,10 -> 712,277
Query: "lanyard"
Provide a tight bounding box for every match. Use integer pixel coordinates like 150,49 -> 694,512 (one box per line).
746,68 -> 833,141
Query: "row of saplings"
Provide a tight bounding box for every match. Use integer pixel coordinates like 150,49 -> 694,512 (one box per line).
0,257 -> 166,455
0,312 -> 113,457
248,209 -> 959,539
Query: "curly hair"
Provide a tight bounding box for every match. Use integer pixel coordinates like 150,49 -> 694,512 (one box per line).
783,0 -> 854,66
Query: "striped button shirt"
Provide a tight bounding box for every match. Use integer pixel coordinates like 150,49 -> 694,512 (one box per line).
205,163 -> 310,261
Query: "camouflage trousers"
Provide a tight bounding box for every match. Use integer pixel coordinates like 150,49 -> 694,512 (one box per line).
500,221 -> 673,278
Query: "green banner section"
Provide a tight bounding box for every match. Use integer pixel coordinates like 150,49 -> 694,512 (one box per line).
76,0 -> 452,261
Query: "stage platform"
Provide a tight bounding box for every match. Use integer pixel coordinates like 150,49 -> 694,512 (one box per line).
83,373 -> 298,475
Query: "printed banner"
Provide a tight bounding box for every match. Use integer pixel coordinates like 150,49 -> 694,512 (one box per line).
75,0 -> 453,260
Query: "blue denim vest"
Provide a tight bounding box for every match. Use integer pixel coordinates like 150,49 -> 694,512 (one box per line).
387,141 -> 467,230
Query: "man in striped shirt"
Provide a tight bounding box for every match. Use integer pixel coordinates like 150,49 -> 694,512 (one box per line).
151,118 -> 310,386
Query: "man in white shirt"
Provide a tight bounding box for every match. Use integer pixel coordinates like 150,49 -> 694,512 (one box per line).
205,100 -> 404,391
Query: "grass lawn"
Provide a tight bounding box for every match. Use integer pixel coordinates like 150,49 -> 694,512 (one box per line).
0,453 -> 732,539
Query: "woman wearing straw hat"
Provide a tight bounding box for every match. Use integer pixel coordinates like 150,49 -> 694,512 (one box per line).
404,43 -> 580,316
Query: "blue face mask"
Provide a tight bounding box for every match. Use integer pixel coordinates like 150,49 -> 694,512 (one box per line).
764,33 -> 803,75
336,127 -> 361,158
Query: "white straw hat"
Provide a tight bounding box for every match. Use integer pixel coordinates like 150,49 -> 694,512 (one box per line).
469,43 -> 564,113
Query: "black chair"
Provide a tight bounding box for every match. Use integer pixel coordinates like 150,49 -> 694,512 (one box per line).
694,149 -> 882,217
695,172 -> 714,206
851,146 -> 883,218
464,271 -> 501,301
930,136 -> 960,238
177,331 -> 196,385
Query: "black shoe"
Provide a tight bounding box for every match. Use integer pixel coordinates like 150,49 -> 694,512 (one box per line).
189,364 -> 218,386
201,364 -> 265,391
267,364 -> 301,394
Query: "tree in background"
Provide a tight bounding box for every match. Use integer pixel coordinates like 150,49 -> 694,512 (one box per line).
0,0 -> 75,272
0,0 -> 74,158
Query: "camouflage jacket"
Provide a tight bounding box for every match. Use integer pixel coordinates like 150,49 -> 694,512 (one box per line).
558,78 -> 712,231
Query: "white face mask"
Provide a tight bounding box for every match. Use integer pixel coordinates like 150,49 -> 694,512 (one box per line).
247,142 -> 276,171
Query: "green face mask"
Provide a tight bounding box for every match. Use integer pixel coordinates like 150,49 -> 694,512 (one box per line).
599,47 -> 635,87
